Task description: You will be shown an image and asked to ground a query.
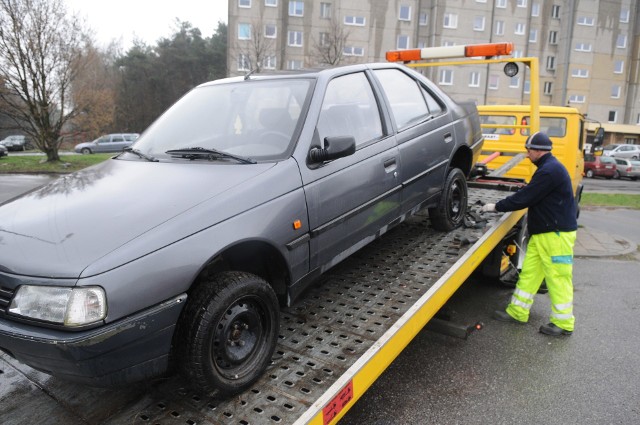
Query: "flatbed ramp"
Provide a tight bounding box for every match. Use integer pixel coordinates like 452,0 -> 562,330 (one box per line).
0,188 -> 524,425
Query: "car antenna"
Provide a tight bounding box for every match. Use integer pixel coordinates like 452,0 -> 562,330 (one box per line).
244,68 -> 258,80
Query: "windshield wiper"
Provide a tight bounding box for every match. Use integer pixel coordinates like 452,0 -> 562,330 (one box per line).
165,147 -> 256,164
122,147 -> 159,162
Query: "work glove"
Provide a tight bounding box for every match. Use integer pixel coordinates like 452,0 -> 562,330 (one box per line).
481,203 -> 496,212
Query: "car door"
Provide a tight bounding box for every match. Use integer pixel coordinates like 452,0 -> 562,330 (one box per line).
94,136 -> 111,153
372,68 -> 455,215
110,134 -> 128,152
299,71 -> 401,272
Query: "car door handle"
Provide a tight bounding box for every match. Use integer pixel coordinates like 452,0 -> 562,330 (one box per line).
444,133 -> 453,143
383,158 -> 397,172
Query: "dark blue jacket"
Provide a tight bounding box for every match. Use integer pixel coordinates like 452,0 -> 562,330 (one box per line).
495,153 -> 577,235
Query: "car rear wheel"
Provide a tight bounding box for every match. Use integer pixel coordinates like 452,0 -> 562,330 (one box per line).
81,148 -> 92,155
586,169 -> 594,178
613,170 -> 620,179
177,271 -> 279,395
429,168 -> 468,231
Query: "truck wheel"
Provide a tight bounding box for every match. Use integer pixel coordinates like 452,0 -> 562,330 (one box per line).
429,168 -> 468,231
586,169 -> 594,178
177,271 -> 279,395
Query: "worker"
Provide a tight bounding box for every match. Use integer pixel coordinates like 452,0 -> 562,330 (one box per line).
481,132 -> 577,336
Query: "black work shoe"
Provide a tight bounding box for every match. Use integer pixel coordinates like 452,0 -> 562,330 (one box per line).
539,323 -> 572,336
492,310 -> 526,324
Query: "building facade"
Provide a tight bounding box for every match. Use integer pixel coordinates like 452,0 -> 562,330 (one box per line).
228,0 -> 640,128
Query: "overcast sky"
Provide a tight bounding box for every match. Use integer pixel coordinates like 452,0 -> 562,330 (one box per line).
65,0 -> 228,49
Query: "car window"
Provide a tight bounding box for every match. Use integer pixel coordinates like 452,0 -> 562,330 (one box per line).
373,68 -> 431,130
521,117 -> 567,137
316,72 -> 383,148
600,156 -> 616,164
584,154 -> 595,162
480,115 -> 516,135
112,135 -> 125,142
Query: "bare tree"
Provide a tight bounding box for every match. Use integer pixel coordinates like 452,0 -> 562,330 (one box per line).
312,17 -> 350,67
236,17 -> 275,73
0,0 -> 89,161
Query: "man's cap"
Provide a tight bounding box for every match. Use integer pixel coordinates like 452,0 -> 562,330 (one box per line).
525,131 -> 553,151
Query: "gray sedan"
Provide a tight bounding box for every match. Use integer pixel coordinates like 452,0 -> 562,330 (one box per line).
613,157 -> 640,180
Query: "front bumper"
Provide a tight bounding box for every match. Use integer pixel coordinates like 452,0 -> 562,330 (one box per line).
0,294 -> 186,387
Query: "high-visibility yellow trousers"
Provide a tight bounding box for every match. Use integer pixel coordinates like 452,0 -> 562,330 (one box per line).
506,230 -> 577,331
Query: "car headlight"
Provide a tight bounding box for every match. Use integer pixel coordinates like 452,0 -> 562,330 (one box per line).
9,286 -> 107,327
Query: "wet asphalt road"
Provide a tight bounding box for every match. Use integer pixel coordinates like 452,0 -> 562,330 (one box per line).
1,174 -> 639,424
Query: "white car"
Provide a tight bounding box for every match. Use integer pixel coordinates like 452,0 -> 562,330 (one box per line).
0,135 -> 29,151
602,144 -> 640,160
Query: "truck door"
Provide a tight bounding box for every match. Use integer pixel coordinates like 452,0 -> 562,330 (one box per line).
301,71 -> 401,272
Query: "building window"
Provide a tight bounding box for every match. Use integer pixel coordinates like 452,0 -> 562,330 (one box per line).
513,50 -> 523,58
515,23 -> 526,35
345,15 -> 366,26
399,5 -> 411,21
265,24 -> 277,38
319,32 -> 329,46
616,34 -> 627,49
529,29 -> 538,42
532,2 -> 540,16
575,42 -> 592,52
488,75 -> 499,90
239,0 -> 251,7
611,85 -> 621,99
509,76 -> 520,88
544,81 -> 552,94
546,56 -> 556,70
495,20 -> 505,36
289,1 -> 303,17
263,55 -> 277,69
469,71 -> 481,87
265,0 -> 277,6
397,35 -> 410,49
443,13 -> 458,29
517,0 -> 527,7
238,54 -> 250,71
473,16 -> 485,31
439,69 -> 454,85
551,5 -> 560,19
288,30 -> 303,46
571,68 -> 589,78
287,60 -> 303,70
577,16 -> 595,26
320,2 -> 331,19
238,23 -> 252,40
608,110 -> 617,123
496,0 -> 507,8
524,79 -> 530,94
620,8 -> 630,23
476,0 -> 487,3
343,46 -> 364,56
569,94 -> 586,103
614,60 -> 624,74
549,31 -> 558,45
419,12 -> 428,26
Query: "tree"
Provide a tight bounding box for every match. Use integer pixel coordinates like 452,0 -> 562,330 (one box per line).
0,0 -> 89,161
311,17 -> 350,67
236,17 -> 275,73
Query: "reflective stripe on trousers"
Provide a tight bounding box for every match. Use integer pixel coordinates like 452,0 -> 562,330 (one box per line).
506,230 -> 577,331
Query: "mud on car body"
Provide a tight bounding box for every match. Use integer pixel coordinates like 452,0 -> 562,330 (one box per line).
0,63 -> 483,395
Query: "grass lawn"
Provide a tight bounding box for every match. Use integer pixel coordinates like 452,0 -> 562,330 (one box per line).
581,192 -> 640,209
0,153 -> 113,173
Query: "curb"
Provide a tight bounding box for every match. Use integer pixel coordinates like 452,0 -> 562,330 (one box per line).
574,227 -> 638,258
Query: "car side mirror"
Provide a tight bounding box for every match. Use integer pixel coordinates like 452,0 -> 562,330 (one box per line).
308,136 -> 356,163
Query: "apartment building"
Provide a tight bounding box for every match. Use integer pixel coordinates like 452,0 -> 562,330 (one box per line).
228,0 -> 639,127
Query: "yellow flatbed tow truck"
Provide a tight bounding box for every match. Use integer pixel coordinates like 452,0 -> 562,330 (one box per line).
2,43 -> 577,424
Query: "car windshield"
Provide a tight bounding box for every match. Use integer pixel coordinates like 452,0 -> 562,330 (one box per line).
131,78 -> 312,162
599,156 -> 616,164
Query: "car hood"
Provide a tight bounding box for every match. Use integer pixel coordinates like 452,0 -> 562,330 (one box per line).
0,158 -> 282,278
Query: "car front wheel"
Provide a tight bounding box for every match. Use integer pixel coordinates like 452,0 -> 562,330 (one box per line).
429,168 -> 468,231
81,148 -> 92,155
177,271 -> 279,395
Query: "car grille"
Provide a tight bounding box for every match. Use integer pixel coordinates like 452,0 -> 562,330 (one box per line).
0,285 -> 15,315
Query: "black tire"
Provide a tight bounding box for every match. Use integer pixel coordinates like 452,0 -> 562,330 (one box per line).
81,147 -> 92,155
613,170 -> 620,179
586,169 -> 594,178
429,168 -> 468,231
177,271 -> 279,395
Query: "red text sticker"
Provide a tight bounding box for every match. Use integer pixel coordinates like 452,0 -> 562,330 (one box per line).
322,381 -> 354,425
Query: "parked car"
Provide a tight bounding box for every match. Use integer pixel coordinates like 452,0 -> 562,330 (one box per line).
0,143 -> 7,157
612,157 -> 640,180
0,135 -> 31,151
74,133 -> 139,154
602,143 -> 640,159
584,154 -> 617,178
0,63 -> 483,395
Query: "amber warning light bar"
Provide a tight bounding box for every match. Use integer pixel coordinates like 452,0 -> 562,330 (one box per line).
386,42 -> 514,62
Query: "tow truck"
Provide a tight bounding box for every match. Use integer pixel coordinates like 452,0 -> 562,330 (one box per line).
0,43 -> 582,424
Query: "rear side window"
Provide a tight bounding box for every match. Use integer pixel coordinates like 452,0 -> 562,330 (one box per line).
374,69 -> 443,130
522,116 -> 567,137
600,156 -> 616,164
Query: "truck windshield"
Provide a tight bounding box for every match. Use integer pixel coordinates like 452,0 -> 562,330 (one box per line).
131,79 -> 312,162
